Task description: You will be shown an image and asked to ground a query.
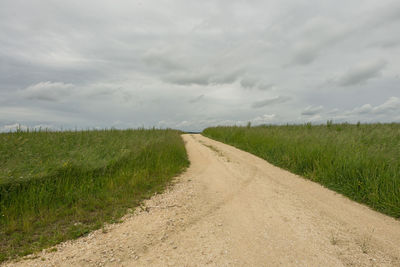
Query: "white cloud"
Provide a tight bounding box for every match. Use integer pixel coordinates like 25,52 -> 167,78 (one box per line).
372,96 -> 400,114
348,104 -> 373,115
348,97 -> 400,116
250,114 -> 277,124
0,123 -> 28,132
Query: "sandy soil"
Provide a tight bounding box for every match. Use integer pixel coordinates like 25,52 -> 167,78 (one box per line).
4,134 -> 400,266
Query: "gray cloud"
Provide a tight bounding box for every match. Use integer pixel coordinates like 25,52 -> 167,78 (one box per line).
0,0 -> 399,131
240,77 -> 275,91
164,67 -> 244,86
290,3 -> 400,66
258,83 -> 276,91
292,47 -> 320,65
252,96 -> 291,108
368,39 -> 400,49
189,94 -> 205,103
240,77 -> 258,89
336,60 -> 387,86
290,16 -> 350,65
301,105 -> 323,116
20,81 -> 74,101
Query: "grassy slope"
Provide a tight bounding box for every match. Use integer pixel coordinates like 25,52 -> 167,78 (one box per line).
0,129 -> 189,261
203,124 -> 400,218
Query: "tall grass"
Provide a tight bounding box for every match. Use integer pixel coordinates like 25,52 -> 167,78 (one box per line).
0,129 -> 189,261
203,123 -> 400,218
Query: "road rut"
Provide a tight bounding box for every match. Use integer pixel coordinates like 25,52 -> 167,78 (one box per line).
5,134 -> 400,266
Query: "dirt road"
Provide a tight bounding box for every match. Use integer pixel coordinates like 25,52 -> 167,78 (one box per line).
6,134 -> 400,266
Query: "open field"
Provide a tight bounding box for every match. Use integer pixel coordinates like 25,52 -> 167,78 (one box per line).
203,123 -> 400,218
0,129 -> 189,262
5,134 -> 400,266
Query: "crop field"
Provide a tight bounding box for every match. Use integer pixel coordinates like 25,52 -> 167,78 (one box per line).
203,123 -> 400,218
0,129 -> 189,261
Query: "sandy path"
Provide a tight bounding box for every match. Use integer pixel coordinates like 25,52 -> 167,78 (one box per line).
5,134 -> 400,266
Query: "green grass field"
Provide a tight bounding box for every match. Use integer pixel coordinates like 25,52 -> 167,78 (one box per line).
203,123 -> 400,218
0,129 -> 189,261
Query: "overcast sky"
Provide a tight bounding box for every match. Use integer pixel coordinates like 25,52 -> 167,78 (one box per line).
1,0 -> 400,132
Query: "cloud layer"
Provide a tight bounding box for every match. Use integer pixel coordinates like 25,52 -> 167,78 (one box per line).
335,60 -> 387,86
1,0 -> 400,131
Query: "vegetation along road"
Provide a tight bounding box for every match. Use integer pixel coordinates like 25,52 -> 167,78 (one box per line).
5,134 -> 400,266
